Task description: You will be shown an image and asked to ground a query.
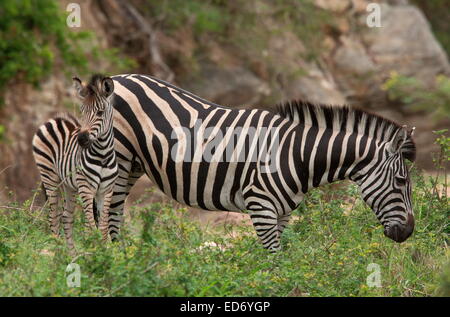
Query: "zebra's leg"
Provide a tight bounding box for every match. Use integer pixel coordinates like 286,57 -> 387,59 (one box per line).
46,190 -> 60,237
41,180 -> 62,237
97,190 -> 113,241
109,159 -> 143,240
62,186 -> 77,256
277,212 -> 292,238
248,208 -> 281,253
76,178 -> 97,230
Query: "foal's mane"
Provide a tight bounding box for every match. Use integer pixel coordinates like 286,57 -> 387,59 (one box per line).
53,112 -> 80,131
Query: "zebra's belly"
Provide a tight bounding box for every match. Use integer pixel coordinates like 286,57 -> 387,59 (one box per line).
142,158 -> 247,213
156,185 -> 245,212
59,166 -> 115,195
177,193 -> 245,212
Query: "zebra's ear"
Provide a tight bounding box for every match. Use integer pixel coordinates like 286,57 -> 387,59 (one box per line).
388,127 -> 408,154
101,77 -> 114,98
402,127 -> 416,162
72,77 -> 88,100
388,126 -> 416,161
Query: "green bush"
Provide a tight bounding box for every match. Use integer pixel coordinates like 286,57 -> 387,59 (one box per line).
0,158 -> 447,296
145,0 -> 334,66
1,128 -> 448,296
144,0 -> 228,36
0,0 -> 135,93
382,72 -> 450,120
0,0 -> 89,89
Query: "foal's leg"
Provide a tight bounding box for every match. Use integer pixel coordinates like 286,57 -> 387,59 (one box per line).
76,178 -> 97,230
41,180 -> 62,237
97,190 -> 113,241
108,159 -> 144,240
62,187 -> 77,256
46,190 -> 61,237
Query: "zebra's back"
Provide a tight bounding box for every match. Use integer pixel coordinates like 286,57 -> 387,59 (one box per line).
111,74 -> 302,213
32,115 -> 80,190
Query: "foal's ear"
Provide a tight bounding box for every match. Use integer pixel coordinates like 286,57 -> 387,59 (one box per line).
101,77 -> 114,98
388,126 -> 416,162
72,77 -> 88,100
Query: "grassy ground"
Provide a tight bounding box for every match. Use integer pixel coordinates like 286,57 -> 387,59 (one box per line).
0,169 -> 448,296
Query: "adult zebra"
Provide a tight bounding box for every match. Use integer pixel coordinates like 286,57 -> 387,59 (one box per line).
108,74 -> 416,251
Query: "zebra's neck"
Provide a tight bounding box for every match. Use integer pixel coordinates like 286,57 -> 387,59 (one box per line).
95,130 -> 114,157
81,124 -> 115,164
292,124 -> 381,193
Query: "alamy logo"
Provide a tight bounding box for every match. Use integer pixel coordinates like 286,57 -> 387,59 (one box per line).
366,3 -> 382,28
170,120 -> 280,173
66,3 -> 81,28
66,263 -> 81,288
366,263 -> 382,288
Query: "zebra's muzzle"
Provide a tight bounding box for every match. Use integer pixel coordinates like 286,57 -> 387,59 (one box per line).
384,214 -> 414,243
77,131 -> 91,148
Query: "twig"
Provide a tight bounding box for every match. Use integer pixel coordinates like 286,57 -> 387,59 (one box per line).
0,164 -> 13,176
119,2 -> 174,82
323,238 -> 337,254
70,252 -> 94,264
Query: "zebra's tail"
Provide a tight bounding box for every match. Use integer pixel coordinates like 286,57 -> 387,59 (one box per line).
40,183 -> 48,202
93,198 -> 99,227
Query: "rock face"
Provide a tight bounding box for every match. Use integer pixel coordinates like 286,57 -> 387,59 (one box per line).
0,0 -> 449,201
334,36 -> 376,76
181,64 -> 271,107
0,76 -> 71,200
360,4 -> 449,81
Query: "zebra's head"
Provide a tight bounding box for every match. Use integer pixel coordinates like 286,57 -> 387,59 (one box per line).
356,126 -> 416,243
73,75 -> 115,148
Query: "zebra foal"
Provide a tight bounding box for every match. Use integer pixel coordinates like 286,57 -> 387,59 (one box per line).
32,74 -> 118,254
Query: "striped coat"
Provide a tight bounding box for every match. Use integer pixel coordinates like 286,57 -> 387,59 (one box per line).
32,75 -> 118,254
108,74 -> 416,251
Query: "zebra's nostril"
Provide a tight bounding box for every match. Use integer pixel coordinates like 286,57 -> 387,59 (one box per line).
392,225 -> 400,241
385,221 -> 413,243
77,132 -> 90,148
385,224 -> 400,242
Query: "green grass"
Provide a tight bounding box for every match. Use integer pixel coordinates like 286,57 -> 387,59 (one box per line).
0,168 -> 448,297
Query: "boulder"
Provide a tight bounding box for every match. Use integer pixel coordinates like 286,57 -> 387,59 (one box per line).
360,4 -> 450,82
181,64 -> 271,107
315,0 -> 351,13
334,36 -> 376,75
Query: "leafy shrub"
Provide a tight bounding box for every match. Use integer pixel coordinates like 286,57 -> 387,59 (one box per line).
0,131 -> 448,296
0,162 -> 447,296
0,0 -> 135,93
0,0 -> 89,89
145,0 -> 334,69
382,72 -> 450,120
144,0 -> 228,36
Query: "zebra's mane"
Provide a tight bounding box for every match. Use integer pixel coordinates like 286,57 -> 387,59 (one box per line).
52,112 -> 80,131
276,100 -> 416,160
86,74 -> 107,96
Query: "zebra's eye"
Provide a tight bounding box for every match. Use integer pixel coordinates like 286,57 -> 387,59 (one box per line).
97,110 -> 104,117
395,176 -> 407,187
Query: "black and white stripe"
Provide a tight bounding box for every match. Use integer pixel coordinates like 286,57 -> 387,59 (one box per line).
108,74 -> 416,251
32,74 -> 118,254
